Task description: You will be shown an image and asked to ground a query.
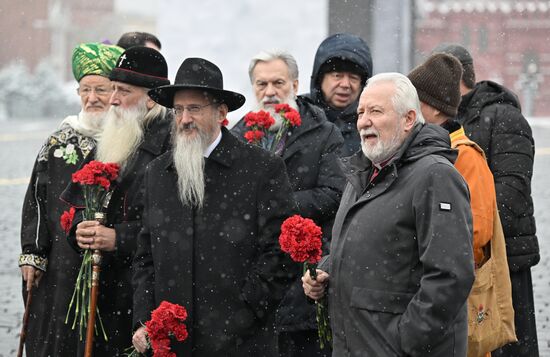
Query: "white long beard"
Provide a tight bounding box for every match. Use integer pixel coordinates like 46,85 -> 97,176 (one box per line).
60,110 -> 107,141
255,90 -> 299,132
95,101 -> 147,171
172,124 -> 211,208
360,124 -> 404,164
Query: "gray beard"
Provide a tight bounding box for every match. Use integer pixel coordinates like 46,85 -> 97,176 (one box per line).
95,103 -> 146,172
361,125 -> 405,164
172,128 -> 210,208
255,92 -> 299,132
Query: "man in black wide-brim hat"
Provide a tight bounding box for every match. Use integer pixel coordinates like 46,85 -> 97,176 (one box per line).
131,57 -> 298,356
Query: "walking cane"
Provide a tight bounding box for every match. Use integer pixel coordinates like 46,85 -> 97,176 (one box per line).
84,212 -> 105,357
17,284 -> 33,357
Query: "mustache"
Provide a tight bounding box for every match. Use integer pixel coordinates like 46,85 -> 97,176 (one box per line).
360,128 -> 378,138
178,122 -> 198,132
261,96 -> 281,105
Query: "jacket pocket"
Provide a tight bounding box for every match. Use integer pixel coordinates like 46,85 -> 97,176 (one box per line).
350,287 -> 413,314
348,287 -> 414,356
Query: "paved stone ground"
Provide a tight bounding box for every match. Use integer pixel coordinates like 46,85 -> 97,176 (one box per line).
0,118 -> 549,356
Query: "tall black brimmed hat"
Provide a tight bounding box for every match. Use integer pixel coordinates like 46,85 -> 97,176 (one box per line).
148,57 -> 245,112
109,46 -> 170,88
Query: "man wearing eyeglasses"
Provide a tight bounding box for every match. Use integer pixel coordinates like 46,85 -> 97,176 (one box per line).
61,46 -> 173,355
131,57 -> 297,356
19,42 -> 123,357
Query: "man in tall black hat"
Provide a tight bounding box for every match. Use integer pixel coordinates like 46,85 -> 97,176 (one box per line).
61,46 -> 173,355
131,57 -> 298,356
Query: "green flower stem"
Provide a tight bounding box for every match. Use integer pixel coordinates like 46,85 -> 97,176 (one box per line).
304,262 -> 332,349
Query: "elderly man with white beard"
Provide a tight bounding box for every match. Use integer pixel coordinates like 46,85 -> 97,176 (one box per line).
303,73 -> 475,357
131,57 -> 298,357
231,50 -> 345,356
19,42 -> 123,357
61,46 -> 172,355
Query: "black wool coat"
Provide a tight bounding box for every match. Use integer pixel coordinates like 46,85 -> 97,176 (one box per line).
61,114 -> 172,356
132,128 -> 298,356
232,96 -> 345,332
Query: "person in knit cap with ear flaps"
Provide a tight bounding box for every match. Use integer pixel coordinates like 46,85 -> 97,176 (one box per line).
61,45 -> 173,356
408,52 -> 496,268
19,42 -> 123,357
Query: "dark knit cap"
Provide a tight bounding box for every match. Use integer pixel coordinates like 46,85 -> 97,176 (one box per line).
319,57 -> 366,79
109,46 -> 170,88
408,53 -> 463,117
432,43 -> 473,66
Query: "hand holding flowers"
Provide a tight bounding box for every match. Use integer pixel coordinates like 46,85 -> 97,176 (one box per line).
279,215 -> 332,349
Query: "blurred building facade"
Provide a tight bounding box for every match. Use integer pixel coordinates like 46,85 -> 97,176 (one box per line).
415,0 -> 550,117
0,0 -> 122,80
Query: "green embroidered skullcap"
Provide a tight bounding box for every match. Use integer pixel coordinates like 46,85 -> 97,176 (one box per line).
72,42 -> 124,82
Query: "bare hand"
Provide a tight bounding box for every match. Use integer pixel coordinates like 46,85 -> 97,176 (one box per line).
76,220 -> 116,252
132,326 -> 149,353
302,269 -> 329,301
20,265 -> 43,291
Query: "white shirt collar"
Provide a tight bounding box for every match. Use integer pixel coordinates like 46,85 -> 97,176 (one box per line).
204,131 -> 222,158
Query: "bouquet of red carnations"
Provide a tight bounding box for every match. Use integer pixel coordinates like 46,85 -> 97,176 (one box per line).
279,214 -> 332,349
126,301 -> 189,357
64,160 -> 119,341
243,104 -> 301,155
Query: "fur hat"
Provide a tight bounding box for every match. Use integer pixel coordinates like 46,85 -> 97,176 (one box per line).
109,46 -> 170,88
408,53 -> 463,118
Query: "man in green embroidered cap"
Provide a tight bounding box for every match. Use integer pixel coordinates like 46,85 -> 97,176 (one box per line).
18,42 -> 123,357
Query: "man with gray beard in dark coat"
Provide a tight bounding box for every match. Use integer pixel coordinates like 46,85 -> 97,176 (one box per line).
131,58 -> 297,356
231,50 -> 344,357
303,73 -> 475,357
61,46 -> 172,356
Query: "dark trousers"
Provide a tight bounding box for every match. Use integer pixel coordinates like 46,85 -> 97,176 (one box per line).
278,330 -> 332,357
492,268 -> 539,357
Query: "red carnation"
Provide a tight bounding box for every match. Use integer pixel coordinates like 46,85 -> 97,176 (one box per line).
143,301 -> 188,356
279,215 -> 322,264
278,215 -> 331,348
284,109 -> 302,127
60,207 -> 76,234
244,129 -> 265,143
274,103 -> 292,113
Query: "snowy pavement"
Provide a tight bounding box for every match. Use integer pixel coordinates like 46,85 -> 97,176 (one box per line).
0,117 -> 549,356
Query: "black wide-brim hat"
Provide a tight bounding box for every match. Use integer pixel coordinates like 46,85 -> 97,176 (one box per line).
148,57 -> 245,112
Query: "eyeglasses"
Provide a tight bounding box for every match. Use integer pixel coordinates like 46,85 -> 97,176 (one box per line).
77,86 -> 113,97
173,103 -> 213,117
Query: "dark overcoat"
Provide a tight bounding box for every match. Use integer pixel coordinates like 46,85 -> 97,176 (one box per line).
132,128 -> 298,356
231,96 -> 345,332
325,124 -> 475,357
61,114 -> 172,356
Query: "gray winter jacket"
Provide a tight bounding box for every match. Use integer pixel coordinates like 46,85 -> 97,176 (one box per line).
325,123 -> 475,357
